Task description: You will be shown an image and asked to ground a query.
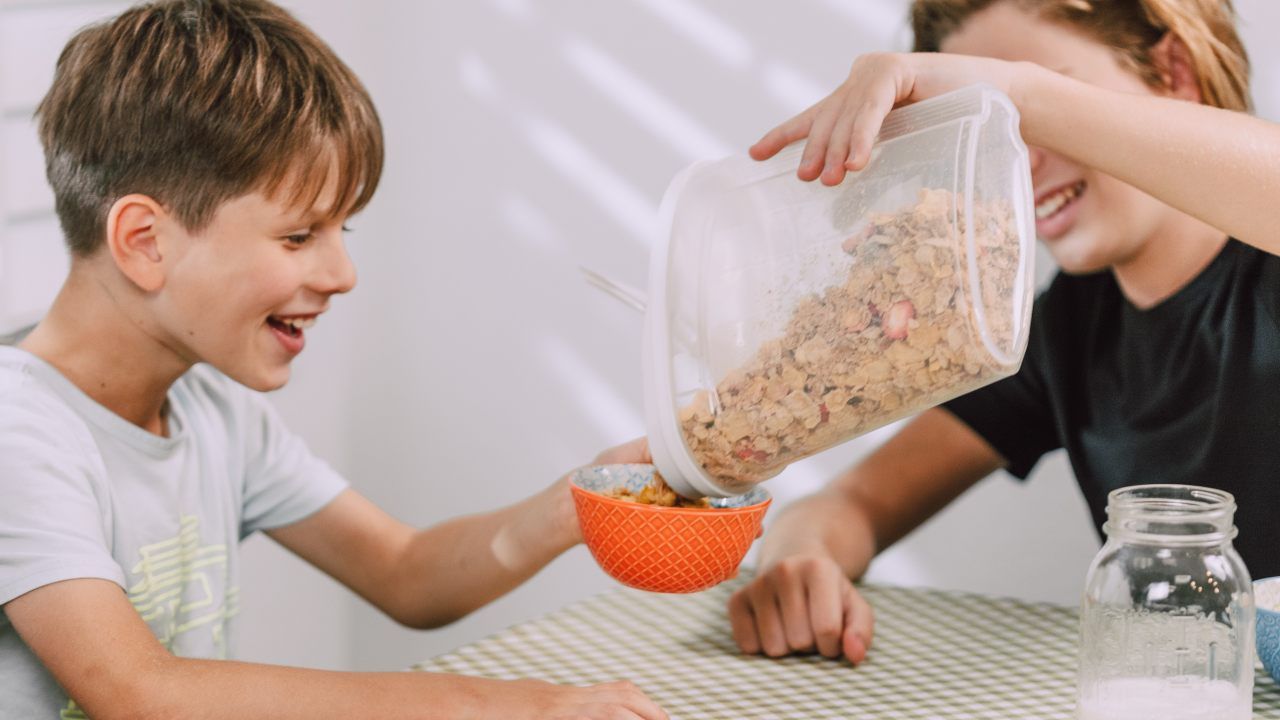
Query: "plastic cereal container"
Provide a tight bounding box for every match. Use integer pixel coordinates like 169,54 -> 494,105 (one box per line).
643,84 -> 1036,498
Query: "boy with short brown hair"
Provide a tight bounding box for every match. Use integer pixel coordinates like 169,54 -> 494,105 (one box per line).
0,2 -> 664,718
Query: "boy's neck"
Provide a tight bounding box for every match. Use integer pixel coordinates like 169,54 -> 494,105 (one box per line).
19,263 -> 191,437
1110,211 -> 1229,310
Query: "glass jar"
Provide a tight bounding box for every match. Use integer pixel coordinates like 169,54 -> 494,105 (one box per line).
1077,484 -> 1254,720
643,84 -> 1036,498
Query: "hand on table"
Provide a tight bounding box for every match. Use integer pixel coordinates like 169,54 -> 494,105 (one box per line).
727,553 -> 874,663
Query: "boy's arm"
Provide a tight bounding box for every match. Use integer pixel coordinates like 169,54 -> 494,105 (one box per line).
727,408 -> 1004,662
266,438 -> 650,629
266,482 -> 577,629
750,52 -> 1280,258
5,578 -> 666,720
1010,63 -> 1280,256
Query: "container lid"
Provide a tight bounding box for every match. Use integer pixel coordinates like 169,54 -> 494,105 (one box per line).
642,158 -> 727,498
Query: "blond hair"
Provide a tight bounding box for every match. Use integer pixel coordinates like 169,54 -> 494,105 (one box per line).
911,0 -> 1251,112
36,0 -> 384,256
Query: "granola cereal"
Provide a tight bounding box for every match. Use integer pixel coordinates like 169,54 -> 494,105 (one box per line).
678,188 -> 1022,493
601,472 -> 713,508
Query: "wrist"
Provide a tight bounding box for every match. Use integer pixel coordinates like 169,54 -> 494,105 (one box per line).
490,481 -> 579,575
1006,61 -> 1044,123
538,477 -> 582,552
757,535 -> 832,573
1007,61 -> 1072,148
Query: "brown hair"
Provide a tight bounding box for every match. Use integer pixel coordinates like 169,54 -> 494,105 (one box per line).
35,0 -> 384,257
911,0 -> 1251,112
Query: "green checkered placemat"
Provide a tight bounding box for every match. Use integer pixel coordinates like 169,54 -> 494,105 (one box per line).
415,578 -> 1280,719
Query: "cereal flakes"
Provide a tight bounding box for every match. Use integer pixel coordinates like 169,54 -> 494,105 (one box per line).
601,472 -> 713,508
677,189 -> 1022,493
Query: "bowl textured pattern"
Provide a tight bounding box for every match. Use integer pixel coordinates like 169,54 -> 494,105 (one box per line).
1257,578 -> 1280,685
570,464 -> 770,593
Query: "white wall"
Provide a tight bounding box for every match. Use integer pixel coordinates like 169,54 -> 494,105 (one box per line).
4,0 -> 1279,673
0,1 -> 123,331
296,0 -> 1088,672
289,0 -> 1280,672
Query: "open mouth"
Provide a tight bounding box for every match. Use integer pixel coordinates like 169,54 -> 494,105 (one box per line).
267,315 -> 315,338
1036,180 -> 1085,221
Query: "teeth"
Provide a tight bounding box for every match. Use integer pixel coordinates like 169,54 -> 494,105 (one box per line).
1035,182 -> 1083,220
274,316 -> 316,331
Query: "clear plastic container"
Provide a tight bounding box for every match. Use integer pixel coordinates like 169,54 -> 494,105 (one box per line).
1077,485 -> 1254,720
643,84 -> 1036,498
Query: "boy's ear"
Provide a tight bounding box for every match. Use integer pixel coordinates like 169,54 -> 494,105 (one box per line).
1151,32 -> 1202,103
105,194 -> 167,292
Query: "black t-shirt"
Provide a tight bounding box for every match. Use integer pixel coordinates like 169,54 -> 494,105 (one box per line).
944,239 -> 1280,579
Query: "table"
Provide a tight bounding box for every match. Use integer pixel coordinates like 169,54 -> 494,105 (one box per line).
415,578 -> 1280,719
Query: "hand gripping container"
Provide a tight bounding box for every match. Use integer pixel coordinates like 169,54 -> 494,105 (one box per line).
643,84 -> 1036,498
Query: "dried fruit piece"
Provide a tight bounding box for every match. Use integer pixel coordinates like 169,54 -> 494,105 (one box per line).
883,300 -> 915,340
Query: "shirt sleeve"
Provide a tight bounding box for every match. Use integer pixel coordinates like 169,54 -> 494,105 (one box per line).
236,387 -> 348,537
941,293 -> 1062,479
0,391 -> 125,605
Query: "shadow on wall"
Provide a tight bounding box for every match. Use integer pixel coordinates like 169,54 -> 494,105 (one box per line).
258,0 -> 1280,670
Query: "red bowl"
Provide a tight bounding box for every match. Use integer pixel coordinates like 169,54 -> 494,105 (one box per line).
570,464 -> 771,593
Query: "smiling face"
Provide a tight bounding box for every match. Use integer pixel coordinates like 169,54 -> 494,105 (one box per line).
941,2 -> 1184,274
149,169 -> 357,392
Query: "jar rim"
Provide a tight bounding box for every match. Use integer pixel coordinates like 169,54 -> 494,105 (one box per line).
1104,484 -> 1237,546
1106,484 -> 1235,512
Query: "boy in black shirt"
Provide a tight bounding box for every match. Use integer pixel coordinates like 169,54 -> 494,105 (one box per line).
726,0 -> 1280,665
948,239 -> 1280,578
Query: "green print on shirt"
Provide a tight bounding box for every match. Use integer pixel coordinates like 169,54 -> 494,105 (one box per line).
128,514 -> 239,650
59,515 -> 240,719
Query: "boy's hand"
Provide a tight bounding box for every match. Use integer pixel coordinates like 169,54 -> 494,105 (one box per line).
6,577 -> 670,718
727,552 -> 874,664
491,678 -> 668,720
553,438 -> 654,546
750,52 -> 1022,186
591,436 -> 652,466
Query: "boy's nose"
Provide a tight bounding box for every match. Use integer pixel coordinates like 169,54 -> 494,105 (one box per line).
314,237 -> 357,295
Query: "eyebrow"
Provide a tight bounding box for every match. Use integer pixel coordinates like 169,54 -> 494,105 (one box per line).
284,207 -> 343,228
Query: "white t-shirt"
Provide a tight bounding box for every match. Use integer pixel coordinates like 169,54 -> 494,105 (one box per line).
0,346 -> 347,718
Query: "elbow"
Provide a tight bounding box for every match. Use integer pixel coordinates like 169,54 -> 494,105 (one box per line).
399,615 -> 450,631
394,606 -> 469,631
375,549 -> 482,629
384,593 -> 469,630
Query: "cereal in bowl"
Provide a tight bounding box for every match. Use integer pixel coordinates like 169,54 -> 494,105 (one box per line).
600,471 -> 712,508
